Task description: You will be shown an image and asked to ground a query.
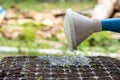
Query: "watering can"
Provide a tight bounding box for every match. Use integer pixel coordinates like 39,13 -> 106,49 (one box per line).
64,9 -> 120,50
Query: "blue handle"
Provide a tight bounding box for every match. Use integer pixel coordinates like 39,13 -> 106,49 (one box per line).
102,18 -> 120,33
0,8 -> 5,14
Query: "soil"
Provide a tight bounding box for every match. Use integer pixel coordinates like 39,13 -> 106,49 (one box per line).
0,56 -> 119,80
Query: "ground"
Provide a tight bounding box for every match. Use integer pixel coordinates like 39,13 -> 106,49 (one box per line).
0,0 -> 120,59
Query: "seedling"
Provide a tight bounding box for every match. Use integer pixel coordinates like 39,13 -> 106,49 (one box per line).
43,62 -> 48,68
56,66 -> 60,71
6,71 -> 9,76
3,60 -> 7,64
23,68 -> 28,72
24,74 -> 28,79
13,61 -> 17,65
0,69 -> 2,73
65,65 -> 71,72
92,63 -> 97,68
38,76 -> 43,80
10,65 -> 14,68
56,77 -> 60,80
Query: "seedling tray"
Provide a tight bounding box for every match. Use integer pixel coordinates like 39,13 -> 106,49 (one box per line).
0,56 -> 120,80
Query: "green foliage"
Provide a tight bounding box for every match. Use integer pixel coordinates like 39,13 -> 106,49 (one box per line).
39,43 -> 51,48
22,27 -> 36,41
19,22 -> 44,41
0,0 -> 96,3
0,37 -> 50,49
20,22 -> 45,28
46,36 -> 58,41
1,0 -> 95,12
78,32 -> 120,53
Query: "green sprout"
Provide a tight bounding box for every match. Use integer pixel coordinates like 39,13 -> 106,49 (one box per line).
65,65 -> 71,72
43,62 -> 48,68
10,65 -> 14,68
0,69 -> 2,73
56,66 -> 60,71
38,76 -> 43,80
92,63 -> 97,68
56,77 -> 60,80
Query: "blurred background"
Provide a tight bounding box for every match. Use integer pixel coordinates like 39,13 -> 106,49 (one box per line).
0,0 -> 120,59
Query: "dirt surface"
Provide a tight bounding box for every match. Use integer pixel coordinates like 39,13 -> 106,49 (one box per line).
0,7 -> 65,40
0,56 -> 120,80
